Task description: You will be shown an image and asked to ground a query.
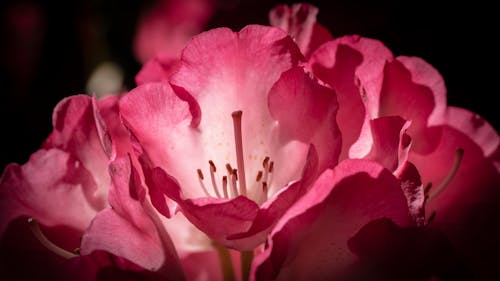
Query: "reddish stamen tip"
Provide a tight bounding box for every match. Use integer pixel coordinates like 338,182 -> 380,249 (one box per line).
268,161 -> 274,173
256,171 -> 263,182
209,160 -> 216,172
197,169 -> 204,180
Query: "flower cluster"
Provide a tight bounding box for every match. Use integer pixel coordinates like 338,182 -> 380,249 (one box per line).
1,3 -> 499,281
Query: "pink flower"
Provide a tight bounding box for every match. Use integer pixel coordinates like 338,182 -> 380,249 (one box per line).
0,94 -> 140,279
120,24 -> 342,251
254,3 -> 500,279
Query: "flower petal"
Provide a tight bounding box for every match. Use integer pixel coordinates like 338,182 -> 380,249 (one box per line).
251,159 -> 411,281
0,148 -> 100,236
268,67 -> 341,172
363,116 -> 412,172
44,95 -> 110,204
81,156 -> 185,280
379,57 -> 446,154
309,36 -> 392,159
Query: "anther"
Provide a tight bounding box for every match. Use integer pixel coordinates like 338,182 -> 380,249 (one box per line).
269,161 -> 274,173
197,169 -> 204,180
232,110 -> 247,196
209,160 -> 217,172
226,163 -> 233,175
256,171 -> 263,182
209,161 -> 222,198
28,218 -> 77,259
428,148 -> 464,201
262,157 -> 270,168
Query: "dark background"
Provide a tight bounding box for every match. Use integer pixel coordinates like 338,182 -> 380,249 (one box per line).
0,0 -> 498,170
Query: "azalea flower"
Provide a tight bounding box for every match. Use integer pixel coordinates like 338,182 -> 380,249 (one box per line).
256,3 -> 500,280
120,24 -> 341,251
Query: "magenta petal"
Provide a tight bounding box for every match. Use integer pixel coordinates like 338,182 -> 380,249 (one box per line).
0,148 -> 100,235
445,106 -> 499,158
269,3 -> 332,58
268,67 -> 341,171
309,36 -> 393,159
170,24 -> 302,120
363,116 -> 412,172
251,160 -> 411,281
81,157 -> 184,280
379,58 -> 445,154
135,56 -> 180,86
149,166 -> 260,250
44,95 -> 111,202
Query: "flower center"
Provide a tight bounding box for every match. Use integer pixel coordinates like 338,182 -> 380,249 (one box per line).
196,111 -> 274,203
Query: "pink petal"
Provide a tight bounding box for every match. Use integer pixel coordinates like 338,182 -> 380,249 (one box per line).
0,148 -> 101,236
268,67 -> 341,172
44,95 -> 111,204
309,36 -> 393,159
444,106 -> 499,158
81,156 -> 185,280
133,0 -> 215,63
135,56 -> 180,86
269,3 -> 332,58
363,116 -> 412,172
379,57 -> 445,154
251,159 -> 411,281
148,166 -> 260,250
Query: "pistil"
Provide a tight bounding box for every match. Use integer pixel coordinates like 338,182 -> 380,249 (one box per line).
232,111 -> 247,196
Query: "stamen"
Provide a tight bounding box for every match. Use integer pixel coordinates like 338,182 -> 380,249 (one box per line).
28,218 -> 77,259
268,161 -> 274,173
230,169 -> 239,197
222,176 -> 229,198
428,148 -> 464,201
209,161 -> 222,198
197,169 -> 211,197
232,111 -> 247,196
262,157 -> 270,185
226,163 -> 233,175
256,171 -> 263,182
262,182 -> 268,202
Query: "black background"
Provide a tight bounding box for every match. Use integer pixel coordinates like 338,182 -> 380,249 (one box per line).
1,0 -> 498,169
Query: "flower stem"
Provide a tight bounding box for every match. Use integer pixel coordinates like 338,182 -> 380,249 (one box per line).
240,250 -> 254,281
214,243 -> 236,281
